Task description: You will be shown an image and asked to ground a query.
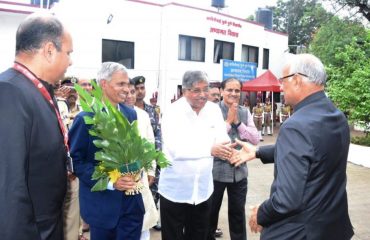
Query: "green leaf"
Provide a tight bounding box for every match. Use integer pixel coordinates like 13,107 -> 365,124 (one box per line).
91,166 -> 107,180
74,84 -> 94,108
91,177 -> 109,191
77,83 -> 170,192
83,115 -> 94,125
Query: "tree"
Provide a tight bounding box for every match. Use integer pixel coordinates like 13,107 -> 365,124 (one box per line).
309,16 -> 367,66
246,14 -> 255,21
329,0 -> 370,21
326,34 -> 370,133
272,0 -> 333,52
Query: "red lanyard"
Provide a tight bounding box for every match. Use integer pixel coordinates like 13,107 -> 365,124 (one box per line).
13,62 -> 70,154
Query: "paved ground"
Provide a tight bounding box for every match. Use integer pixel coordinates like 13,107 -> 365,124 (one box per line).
150,127 -> 370,240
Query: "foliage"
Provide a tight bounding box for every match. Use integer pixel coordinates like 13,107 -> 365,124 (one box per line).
74,82 -> 169,192
271,0 -> 332,52
309,16 -> 367,66
326,35 -> 370,133
329,0 -> 370,21
351,135 -> 370,147
246,14 -> 255,21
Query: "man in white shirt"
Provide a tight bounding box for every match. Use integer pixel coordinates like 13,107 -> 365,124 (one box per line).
158,70 -> 233,240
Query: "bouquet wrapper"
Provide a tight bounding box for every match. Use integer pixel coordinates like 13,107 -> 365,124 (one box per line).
119,161 -> 143,195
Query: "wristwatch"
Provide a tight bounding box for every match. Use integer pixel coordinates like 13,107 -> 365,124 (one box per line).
255,147 -> 261,159
232,121 -> 241,128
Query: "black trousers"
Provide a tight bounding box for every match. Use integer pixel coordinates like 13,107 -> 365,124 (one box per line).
208,178 -> 248,240
160,195 -> 212,240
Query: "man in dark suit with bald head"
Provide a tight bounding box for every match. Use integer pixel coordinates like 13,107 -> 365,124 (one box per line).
0,13 -> 73,240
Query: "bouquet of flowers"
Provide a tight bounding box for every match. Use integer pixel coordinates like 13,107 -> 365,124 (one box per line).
74,81 -> 169,194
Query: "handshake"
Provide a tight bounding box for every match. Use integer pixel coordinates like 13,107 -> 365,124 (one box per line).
211,139 -> 258,166
211,140 -> 263,233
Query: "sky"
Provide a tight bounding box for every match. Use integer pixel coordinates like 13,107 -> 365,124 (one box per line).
151,0 -> 278,19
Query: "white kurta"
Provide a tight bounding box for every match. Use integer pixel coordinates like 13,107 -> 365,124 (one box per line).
159,98 -> 230,204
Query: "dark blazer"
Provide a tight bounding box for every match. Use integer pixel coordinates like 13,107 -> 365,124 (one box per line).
257,91 -> 353,240
0,68 -> 67,240
69,104 -> 145,229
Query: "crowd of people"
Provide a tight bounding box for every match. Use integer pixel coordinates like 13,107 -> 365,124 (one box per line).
0,12 -> 354,240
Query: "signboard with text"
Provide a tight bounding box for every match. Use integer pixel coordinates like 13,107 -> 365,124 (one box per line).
222,59 -> 257,82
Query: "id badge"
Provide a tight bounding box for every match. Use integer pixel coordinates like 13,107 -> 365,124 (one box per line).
66,152 -> 74,173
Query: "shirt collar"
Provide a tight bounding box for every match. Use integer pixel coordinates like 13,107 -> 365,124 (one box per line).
294,90 -> 326,112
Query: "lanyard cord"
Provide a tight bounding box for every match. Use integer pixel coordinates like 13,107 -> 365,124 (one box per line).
13,62 -> 70,155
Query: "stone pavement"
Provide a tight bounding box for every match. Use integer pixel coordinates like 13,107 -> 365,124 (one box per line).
150,127 -> 370,240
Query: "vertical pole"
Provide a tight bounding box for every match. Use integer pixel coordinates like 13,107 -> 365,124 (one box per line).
272,92 -> 274,134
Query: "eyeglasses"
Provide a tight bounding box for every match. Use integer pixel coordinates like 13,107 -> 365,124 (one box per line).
279,72 -> 309,83
187,87 -> 209,94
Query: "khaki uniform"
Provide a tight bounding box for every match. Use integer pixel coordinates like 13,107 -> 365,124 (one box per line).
253,104 -> 264,141
63,102 -> 81,240
263,103 -> 272,135
280,104 -> 291,123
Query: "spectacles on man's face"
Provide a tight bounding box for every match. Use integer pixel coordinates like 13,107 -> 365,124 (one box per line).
279,72 -> 309,83
187,87 -> 209,95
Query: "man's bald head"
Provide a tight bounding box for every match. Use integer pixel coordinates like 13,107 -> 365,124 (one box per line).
16,13 -> 64,55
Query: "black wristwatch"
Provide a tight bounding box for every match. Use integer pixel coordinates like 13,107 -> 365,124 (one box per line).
255,147 -> 261,159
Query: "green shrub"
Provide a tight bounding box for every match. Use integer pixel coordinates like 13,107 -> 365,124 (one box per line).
351,135 -> 370,147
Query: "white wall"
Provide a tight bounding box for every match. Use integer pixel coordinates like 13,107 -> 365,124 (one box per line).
157,4 -> 288,111
0,12 -> 27,72
0,0 -> 288,113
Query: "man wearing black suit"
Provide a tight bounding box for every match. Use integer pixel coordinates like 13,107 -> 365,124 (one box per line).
0,13 -> 73,240
231,54 -> 354,240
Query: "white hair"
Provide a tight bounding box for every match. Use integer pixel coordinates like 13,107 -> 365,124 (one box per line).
182,70 -> 209,89
96,62 -> 128,86
285,53 -> 327,86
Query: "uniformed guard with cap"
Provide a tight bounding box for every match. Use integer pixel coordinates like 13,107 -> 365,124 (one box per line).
263,97 -> 272,136
280,99 -> 291,124
252,98 -> 264,141
132,75 -> 145,85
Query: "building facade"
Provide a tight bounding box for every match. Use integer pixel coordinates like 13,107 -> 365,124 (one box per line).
0,0 -> 288,112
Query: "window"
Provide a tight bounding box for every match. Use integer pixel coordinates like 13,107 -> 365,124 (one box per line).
263,48 -> 269,69
241,45 -> 259,66
178,35 -> 205,62
213,40 -> 234,63
31,0 -> 58,8
102,39 -> 134,69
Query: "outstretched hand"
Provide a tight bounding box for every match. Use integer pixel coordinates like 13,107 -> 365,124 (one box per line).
211,141 -> 237,160
229,139 -> 257,166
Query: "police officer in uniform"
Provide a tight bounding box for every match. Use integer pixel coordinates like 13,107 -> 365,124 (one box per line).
252,98 -> 264,141
263,97 -> 272,136
280,99 -> 291,124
